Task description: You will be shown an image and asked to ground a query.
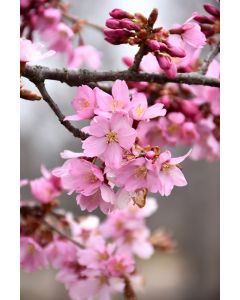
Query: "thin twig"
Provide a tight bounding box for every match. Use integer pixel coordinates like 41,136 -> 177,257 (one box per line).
24,65 -> 220,88
34,81 -> 88,140
199,41 -> 220,75
129,43 -> 147,73
42,219 -> 83,248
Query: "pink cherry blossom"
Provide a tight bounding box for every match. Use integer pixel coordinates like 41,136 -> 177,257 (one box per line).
30,165 -> 61,204
64,85 -> 96,121
107,254 -> 134,277
52,158 -> 104,196
82,113 -> 136,168
156,149 -> 191,196
113,157 -> 159,193
20,237 -> 48,272
67,45 -> 102,70
20,38 -> 55,62
129,92 -> 166,121
94,80 -> 131,117
40,22 -> 73,53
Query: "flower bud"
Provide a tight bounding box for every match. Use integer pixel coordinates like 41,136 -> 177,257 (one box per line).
106,18 -> 121,29
193,14 -> 214,24
146,39 -> 160,51
122,56 -> 133,67
146,150 -> 155,159
167,46 -> 186,58
120,19 -> 140,31
109,8 -> 133,19
180,100 -> 199,117
204,4 -> 220,18
148,8 -> 158,27
156,54 -> 172,70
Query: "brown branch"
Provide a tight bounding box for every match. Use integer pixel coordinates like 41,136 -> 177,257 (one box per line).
62,11 -> 105,32
199,41 -> 220,75
34,81 -> 88,140
42,219 -> 83,248
24,65 -> 220,87
124,276 -> 137,300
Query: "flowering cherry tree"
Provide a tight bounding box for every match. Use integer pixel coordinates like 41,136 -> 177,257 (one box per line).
20,1 -> 220,299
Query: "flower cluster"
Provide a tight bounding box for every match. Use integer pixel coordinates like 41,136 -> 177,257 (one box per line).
52,79 -> 191,213
21,0 -> 101,69
21,180 -> 173,300
105,8 -> 206,78
123,51 -> 219,161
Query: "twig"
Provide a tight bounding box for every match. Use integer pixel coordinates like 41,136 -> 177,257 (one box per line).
24,65 -> 220,88
42,219 -> 83,248
199,41 -> 220,75
34,81 -> 88,140
123,276 -> 137,300
129,43 -> 147,73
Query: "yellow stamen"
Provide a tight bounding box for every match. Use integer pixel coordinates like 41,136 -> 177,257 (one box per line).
135,105 -> 145,118
106,131 -> 118,143
135,165 -> 147,179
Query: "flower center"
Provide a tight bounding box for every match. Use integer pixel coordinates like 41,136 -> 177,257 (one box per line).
135,105 -> 145,117
86,172 -> 98,183
135,165 -> 147,179
111,99 -> 123,112
78,99 -> 90,110
106,131 -> 118,143
28,244 -> 36,255
167,123 -> 179,135
161,163 -> 172,172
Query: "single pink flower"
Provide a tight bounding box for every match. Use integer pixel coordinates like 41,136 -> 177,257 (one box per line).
30,166 -> 61,204
67,45 -> 102,70
40,22 -> 73,53
107,254 -> 134,277
82,113 -> 136,168
53,158 -> 104,196
64,85 -> 96,121
20,38 -> 55,62
20,237 -> 48,272
94,80 -> 131,117
113,157 -> 159,193
129,92 -> 166,121
156,149 -> 191,196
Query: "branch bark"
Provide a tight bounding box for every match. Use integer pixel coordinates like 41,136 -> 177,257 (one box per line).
34,81 -> 88,140
24,65 -> 220,87
199,41 -> 220,75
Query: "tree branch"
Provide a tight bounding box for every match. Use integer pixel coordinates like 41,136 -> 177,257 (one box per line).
34,81 -> 88,140
42,219 -> 83,248
199,41 -> 220,75
24,65 -> 220,87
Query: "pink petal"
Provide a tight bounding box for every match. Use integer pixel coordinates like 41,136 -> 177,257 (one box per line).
64,114 -> 82,121
118,127 -> 136,149
95,87 -> 114,112
169,149 -> 192,165
112,80 -> 130,107
144,103 -> 167,119
100,184 -> 116,204
168,166 -> 187,186
83,136 -> 107,157
104,143 -> 123,168
88,116 -> 110,137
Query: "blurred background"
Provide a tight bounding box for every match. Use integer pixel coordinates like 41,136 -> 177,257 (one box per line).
20,0 -> 219,299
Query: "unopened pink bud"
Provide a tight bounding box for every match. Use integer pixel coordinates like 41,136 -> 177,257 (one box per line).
193,14 -> 214,24
109,8 -> 133,19
156,55 -> 172,70
120,19 -> 140,31
180,100 -> 199,117
106,18 -> 121,29
167,46 -> 186,58
146,151 -> 155,159
146,39 -> 160,51
122,56 -> 133,67
204,4 -> 220,18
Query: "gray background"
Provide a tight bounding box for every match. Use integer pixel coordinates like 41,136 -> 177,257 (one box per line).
21,1 -> 219,299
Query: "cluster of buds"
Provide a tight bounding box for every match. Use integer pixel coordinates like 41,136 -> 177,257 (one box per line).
105,8 -> 206,78
194,3 -> 220,42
